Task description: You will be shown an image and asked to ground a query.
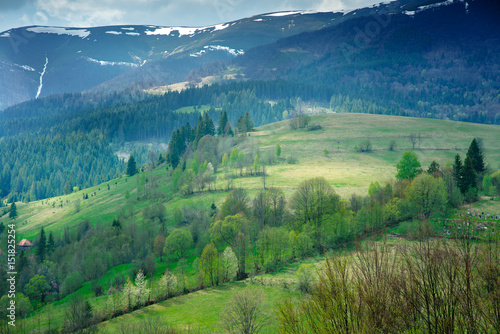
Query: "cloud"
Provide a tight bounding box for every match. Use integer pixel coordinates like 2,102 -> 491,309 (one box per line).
0,0 -> 382,33
0,0 -> 30,11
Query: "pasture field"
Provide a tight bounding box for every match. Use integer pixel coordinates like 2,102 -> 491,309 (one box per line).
3,113 -> 499,332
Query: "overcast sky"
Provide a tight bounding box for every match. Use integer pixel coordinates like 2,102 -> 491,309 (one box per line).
0,0 -> 383,33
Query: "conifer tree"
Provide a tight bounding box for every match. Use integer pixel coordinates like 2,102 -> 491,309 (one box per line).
36,227 -> 46,263
453,154 -> 463,189
203,112 -> 215,136
218,110 -> 229,136
47,231 -> 55,255
9,202 -> 17,219
126,155 -> 138,176
466,138 -> 485,174
460,155 -> 477,194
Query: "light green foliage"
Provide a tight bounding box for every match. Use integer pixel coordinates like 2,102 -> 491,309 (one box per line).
164,228 -> 193,259
407,173 -> 447,218
368,181 -> 382,196
222,153 -> 229,168
230,148 -> 239,166
0,293 -> 32,319
191,157 -> 199,174
158,270 -> 178,299
220,247 -> 238,283
296,264 -> 315,293
253,155 -> 261,174
289,230 -> 313,258
134,270 -> 150,306
210,214 -> 249,278
483,175 -> 493,196
396,151 -> 421,180
276,143 -> 282,158
257,227 -> 289,272
200,243 -> 219,287
290,177 -> 340,239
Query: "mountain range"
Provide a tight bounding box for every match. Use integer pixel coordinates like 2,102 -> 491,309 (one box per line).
0,0 -> 499,125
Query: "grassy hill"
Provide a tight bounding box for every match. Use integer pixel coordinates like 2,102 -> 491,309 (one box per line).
2,113 -> 500,332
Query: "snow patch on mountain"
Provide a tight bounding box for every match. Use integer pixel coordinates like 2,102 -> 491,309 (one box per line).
418,0 -> 454,11
121,27 -> 135,31
106,31 -> 122,35
27,27 -> 90,39
36,57 -> 48,99
190,45 -> 244,57
85,57 -> 138,67
15,64 -> 36,71
145,23 -> 230,38
405,0 -> 454,16
0,32 -> 10,38
126,32 -> 140,36
265,11 -> 302,17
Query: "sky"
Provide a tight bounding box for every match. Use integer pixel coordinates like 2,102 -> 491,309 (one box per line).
0,0 -> 382,33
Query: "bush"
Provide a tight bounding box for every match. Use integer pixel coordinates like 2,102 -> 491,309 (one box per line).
307,124 -> 322,131
357,139 -> 372,152
286,155 -> 297,164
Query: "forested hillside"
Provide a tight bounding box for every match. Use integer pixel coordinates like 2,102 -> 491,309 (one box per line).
235,0 -> 500,124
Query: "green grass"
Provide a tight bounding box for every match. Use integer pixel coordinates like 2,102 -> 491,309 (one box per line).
173,105 -> 215,114
4,113 -> 500,332
98,281 -> 292,333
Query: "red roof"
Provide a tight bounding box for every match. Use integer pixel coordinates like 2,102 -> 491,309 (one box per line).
17,239 -> 33,247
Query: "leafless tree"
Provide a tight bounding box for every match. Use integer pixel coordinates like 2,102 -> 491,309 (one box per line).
221,289 -> 269,334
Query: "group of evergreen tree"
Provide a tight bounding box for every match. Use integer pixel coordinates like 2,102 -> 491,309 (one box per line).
167,111 -> 253,169
0,131 -> 123,202
453,138 -> 485,200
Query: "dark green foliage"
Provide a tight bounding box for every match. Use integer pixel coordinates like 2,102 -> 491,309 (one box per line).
237,112 -> 254,134
218,110 -> 229,136
47,231 -> 55,255
453,154 -> 463,190
36,227 -> 46,263
8,202 -> 17,219
427,161 -> 440,175
112,218 -> 122,229
64,295 -> 94,333
0,131 -> 122,201
126,155 -> 138,176
467,138 -> 485,174
461,155 -> 477,195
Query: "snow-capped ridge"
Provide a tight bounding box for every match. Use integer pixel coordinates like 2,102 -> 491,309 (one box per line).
26,27 -> 90,39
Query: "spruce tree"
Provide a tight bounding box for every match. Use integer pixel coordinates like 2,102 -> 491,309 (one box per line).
453,154 -> 463,188
460,155 -> 477,194
9,202 -> 17,219
126,155 -> 138,176
218,111 -> 229,136
47,232 -> 55,255
244,112 -> 254,132
203,112 -> 215,136
36,227 -> 46,263
467,138 -> 485,174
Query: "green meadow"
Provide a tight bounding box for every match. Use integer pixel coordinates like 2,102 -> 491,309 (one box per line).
2,113 -> 500,332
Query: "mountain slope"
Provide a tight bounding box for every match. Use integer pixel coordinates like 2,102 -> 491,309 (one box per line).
235,0 -> 500,123
0,12 -> 344,110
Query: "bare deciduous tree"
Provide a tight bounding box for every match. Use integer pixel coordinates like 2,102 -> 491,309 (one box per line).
221,289 -> 269,334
